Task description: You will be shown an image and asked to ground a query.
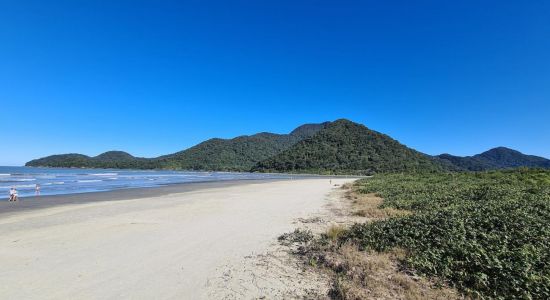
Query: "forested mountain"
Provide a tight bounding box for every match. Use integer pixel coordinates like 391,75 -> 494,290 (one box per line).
253,119 -> 446,174
25,151 -> 154,169
153,122 -> 331,171
26,154 -> 94,168
437,147 -> 550,171
155,132 -> 315,171
289,122 -> 330,139
25,122 -> 328,171
26,120 -> 549,174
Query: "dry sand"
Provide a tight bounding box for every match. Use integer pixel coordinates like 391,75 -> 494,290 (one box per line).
0,178 -> 355,299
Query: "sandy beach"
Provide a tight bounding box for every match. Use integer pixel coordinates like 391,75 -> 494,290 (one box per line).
0,178 -> 355,299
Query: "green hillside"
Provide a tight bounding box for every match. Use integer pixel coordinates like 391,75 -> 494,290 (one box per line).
253,119 -> 446,174
156,133 -> 304,171
25,122 -> 328,171
437,147 -> 550,171
25,151 -> 154,169
149,122 -> 328,171
26,154 -> 93,168
26,120 -> 549,174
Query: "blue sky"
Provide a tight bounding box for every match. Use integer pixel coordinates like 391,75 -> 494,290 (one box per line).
1,0 -> 549,165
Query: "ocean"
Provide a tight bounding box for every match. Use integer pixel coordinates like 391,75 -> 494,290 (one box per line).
0,166 -> 293,198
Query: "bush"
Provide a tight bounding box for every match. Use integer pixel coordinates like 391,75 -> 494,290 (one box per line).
342,170 -> 550,299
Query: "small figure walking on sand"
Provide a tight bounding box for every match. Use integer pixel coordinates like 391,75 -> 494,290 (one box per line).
35,184 -> 41,195
9,187 -> 18,202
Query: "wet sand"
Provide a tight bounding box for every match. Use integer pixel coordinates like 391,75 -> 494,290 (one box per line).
0,179 -> 280,216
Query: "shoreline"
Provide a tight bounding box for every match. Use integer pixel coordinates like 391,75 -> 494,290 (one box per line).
0,179 -> 282,216
1,173 -> 363,216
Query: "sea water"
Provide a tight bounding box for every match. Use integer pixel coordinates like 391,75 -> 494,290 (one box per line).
0,166 -> 292,198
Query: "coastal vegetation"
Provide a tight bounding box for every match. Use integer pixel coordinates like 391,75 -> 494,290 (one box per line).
284,169 -> 550,299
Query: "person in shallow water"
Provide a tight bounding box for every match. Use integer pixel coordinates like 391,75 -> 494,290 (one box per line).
35,184 -> 41,195
9,187 -> 18,201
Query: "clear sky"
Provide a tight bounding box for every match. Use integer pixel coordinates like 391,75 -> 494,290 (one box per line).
1,0 -> 549,166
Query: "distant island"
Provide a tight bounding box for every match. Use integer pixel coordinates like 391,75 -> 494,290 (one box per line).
26,119 -> 550,174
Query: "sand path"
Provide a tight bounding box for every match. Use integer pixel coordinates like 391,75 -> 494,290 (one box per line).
0,178 -> 354,299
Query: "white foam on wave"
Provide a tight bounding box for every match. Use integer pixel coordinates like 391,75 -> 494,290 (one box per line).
44,181 -> 65,185
0,174 -> 10,176
19,184 -> 37,188
0,184 -> 36,189
11,178 -> 36,182
90,173 -> 118,176
77,180 -> 102,183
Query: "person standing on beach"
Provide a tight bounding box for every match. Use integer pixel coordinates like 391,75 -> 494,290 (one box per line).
35,184 -> 41,195
9,187 -> 17,201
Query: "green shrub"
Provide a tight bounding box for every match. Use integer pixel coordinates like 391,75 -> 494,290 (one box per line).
343,170 -> 550,299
